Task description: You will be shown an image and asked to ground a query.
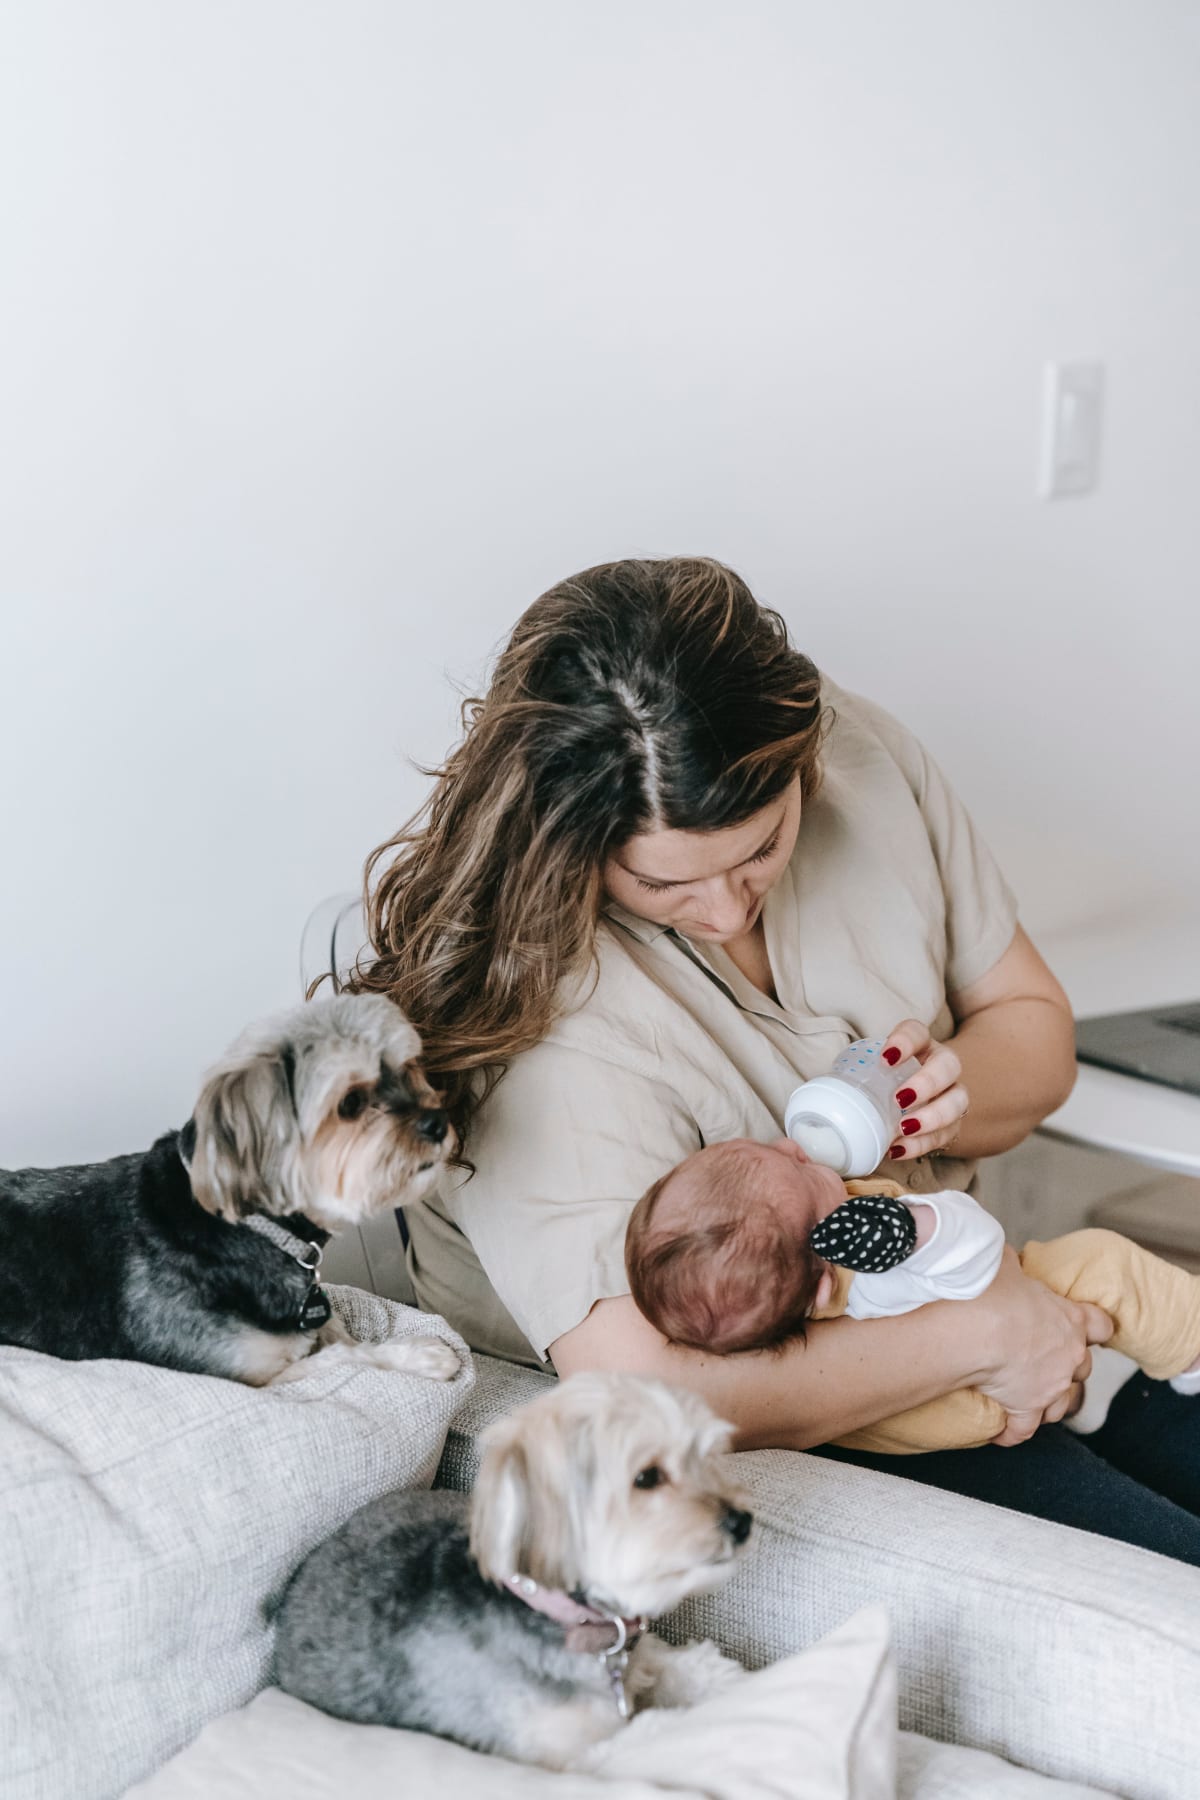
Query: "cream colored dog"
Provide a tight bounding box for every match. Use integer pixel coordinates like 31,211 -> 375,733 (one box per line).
274,1372 -> 753,1768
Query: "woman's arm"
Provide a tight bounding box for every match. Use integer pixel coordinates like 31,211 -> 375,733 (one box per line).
948,925 -> 1077,1156
885,925 -> 1077,1166
551,1248 -> 1110,1451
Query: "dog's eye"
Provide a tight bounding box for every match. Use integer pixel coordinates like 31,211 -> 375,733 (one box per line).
633,1465 -> 666,1490
338,1088 -> 369,1121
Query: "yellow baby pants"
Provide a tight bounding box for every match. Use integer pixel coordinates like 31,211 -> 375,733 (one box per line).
829,1226 -> 1200,1456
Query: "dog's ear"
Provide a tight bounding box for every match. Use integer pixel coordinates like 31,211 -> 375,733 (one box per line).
177,1116 -> 197,1166
188,1047 -> 299,1221
470,1411 -> 578,1589
469,1420 -> 534,1583
697,1413 -> 735,1459
676,1388 -> 736,1462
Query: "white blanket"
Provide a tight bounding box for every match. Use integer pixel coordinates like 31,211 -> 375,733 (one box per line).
128,1607 -> 1109,1800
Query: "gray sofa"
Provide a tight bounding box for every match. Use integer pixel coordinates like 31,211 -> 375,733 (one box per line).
433,1357 -> 1198,1799
309,900 -> 1200,1799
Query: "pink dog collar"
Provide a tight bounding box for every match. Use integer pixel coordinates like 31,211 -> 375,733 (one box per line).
502,1574 -> 646,1657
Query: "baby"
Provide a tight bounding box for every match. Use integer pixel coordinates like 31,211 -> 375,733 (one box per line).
625,1137 -> 1200,1454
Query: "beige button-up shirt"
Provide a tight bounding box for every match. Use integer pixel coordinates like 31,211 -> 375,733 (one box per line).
406,683 -> 1018,1366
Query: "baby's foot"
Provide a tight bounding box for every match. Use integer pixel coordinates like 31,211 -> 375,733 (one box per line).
1063,1348 -> 1137,1434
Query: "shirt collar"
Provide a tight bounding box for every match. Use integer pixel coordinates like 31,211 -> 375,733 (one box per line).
600,901 -> 676,944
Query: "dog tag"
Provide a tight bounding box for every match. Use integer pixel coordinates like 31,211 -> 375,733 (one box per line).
603,1648 -> 631,1720
299,1284 -> 332,1331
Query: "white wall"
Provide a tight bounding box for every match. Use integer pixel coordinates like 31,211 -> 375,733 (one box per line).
2,1 -> 1198,1165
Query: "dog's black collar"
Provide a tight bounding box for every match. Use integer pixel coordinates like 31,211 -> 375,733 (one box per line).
241,1215 -> 333,1332
174,1130 -> 332,1331
242,1213 -> 324,1272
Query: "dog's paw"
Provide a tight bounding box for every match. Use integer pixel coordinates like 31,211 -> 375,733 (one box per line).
268,1334 -> 460,1385
268,1352 -> 323,1385
368,1335 -> 461,1381
633,1635 -> 746,1710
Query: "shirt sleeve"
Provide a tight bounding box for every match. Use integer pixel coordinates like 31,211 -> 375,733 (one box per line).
443,1037 -> 702,1361
845,1189 -> 1006,1318
845,692 -> 1019,995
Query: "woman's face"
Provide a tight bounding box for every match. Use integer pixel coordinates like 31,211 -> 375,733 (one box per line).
603,777 -> 802,944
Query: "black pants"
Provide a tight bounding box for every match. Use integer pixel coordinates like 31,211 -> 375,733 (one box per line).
811,1375 -> 1200,1565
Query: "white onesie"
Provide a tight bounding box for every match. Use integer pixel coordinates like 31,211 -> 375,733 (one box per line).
843,1188 -> 1006,1321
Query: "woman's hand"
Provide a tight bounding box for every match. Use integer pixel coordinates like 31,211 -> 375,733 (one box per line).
880,1019 -> 968,1162
969,1248 -> 1113,1445
892,927 -> 1076,1163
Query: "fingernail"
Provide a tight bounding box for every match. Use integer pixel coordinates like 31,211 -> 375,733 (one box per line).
901,1118 -> 921,1136
889,1144 -> 906,1159
882,1047 -> 901,1066
895,1088 -> 917,1109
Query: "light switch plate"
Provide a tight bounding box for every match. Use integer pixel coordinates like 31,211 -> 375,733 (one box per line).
1039,360 -> 1104,499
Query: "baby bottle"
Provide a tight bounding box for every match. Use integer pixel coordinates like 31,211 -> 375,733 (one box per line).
784,1038 -> 921,1177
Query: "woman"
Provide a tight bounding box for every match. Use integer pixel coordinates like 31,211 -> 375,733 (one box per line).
353,556 -> 1200,1561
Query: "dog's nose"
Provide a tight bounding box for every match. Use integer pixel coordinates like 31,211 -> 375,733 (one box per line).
721,1506 -> 753,1545
415,1110 -> 449,1144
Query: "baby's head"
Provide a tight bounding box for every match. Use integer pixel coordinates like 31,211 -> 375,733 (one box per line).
625,1138 -> 847,1353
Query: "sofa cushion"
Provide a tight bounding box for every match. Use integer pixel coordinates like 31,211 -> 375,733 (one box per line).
0,1288 -> 471,1800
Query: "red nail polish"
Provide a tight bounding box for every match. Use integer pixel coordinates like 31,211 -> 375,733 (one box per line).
901,1118 -> 921,1136
882,1047 -> 901,1066
889,1143 -> 906,1159
895,1087 -> 917,1109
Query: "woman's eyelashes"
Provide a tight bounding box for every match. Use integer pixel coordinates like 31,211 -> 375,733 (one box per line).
747,832 -> 782,867
633,834 -> 782,894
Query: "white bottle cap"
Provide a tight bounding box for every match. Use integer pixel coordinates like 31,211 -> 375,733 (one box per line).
784,1076 -> 892,1178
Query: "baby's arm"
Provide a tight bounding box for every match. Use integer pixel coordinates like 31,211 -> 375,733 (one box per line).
911,1203 -> 938,1250
843,1190 -> 1007,1322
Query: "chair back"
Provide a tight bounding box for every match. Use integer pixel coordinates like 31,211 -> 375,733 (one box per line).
298,892 -> 367,997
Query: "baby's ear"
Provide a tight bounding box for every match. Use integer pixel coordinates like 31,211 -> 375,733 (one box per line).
814,1269 -> 835,1311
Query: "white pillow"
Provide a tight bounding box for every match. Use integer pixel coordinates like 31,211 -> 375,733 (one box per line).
895,1734 -> 1109,1799
0,1288 -> 471,1800
127,1606 -> 897,1800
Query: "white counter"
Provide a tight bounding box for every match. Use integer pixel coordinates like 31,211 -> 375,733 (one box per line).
1034,913 -> 1200,1177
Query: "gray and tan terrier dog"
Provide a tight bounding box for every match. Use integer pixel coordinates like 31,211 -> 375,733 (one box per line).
0,994 -> 459,1386
274,1371 -> 753,1769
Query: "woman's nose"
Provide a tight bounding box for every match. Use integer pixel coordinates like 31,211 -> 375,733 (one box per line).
697,879 -> 748,934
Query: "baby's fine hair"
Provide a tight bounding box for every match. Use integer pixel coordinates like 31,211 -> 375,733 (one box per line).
625,1148 -> 826,1354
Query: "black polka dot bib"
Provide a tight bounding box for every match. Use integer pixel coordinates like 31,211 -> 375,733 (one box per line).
808,1193 -> 918,1273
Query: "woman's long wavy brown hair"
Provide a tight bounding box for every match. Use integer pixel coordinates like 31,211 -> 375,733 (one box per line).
349,557 -> 829,1155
